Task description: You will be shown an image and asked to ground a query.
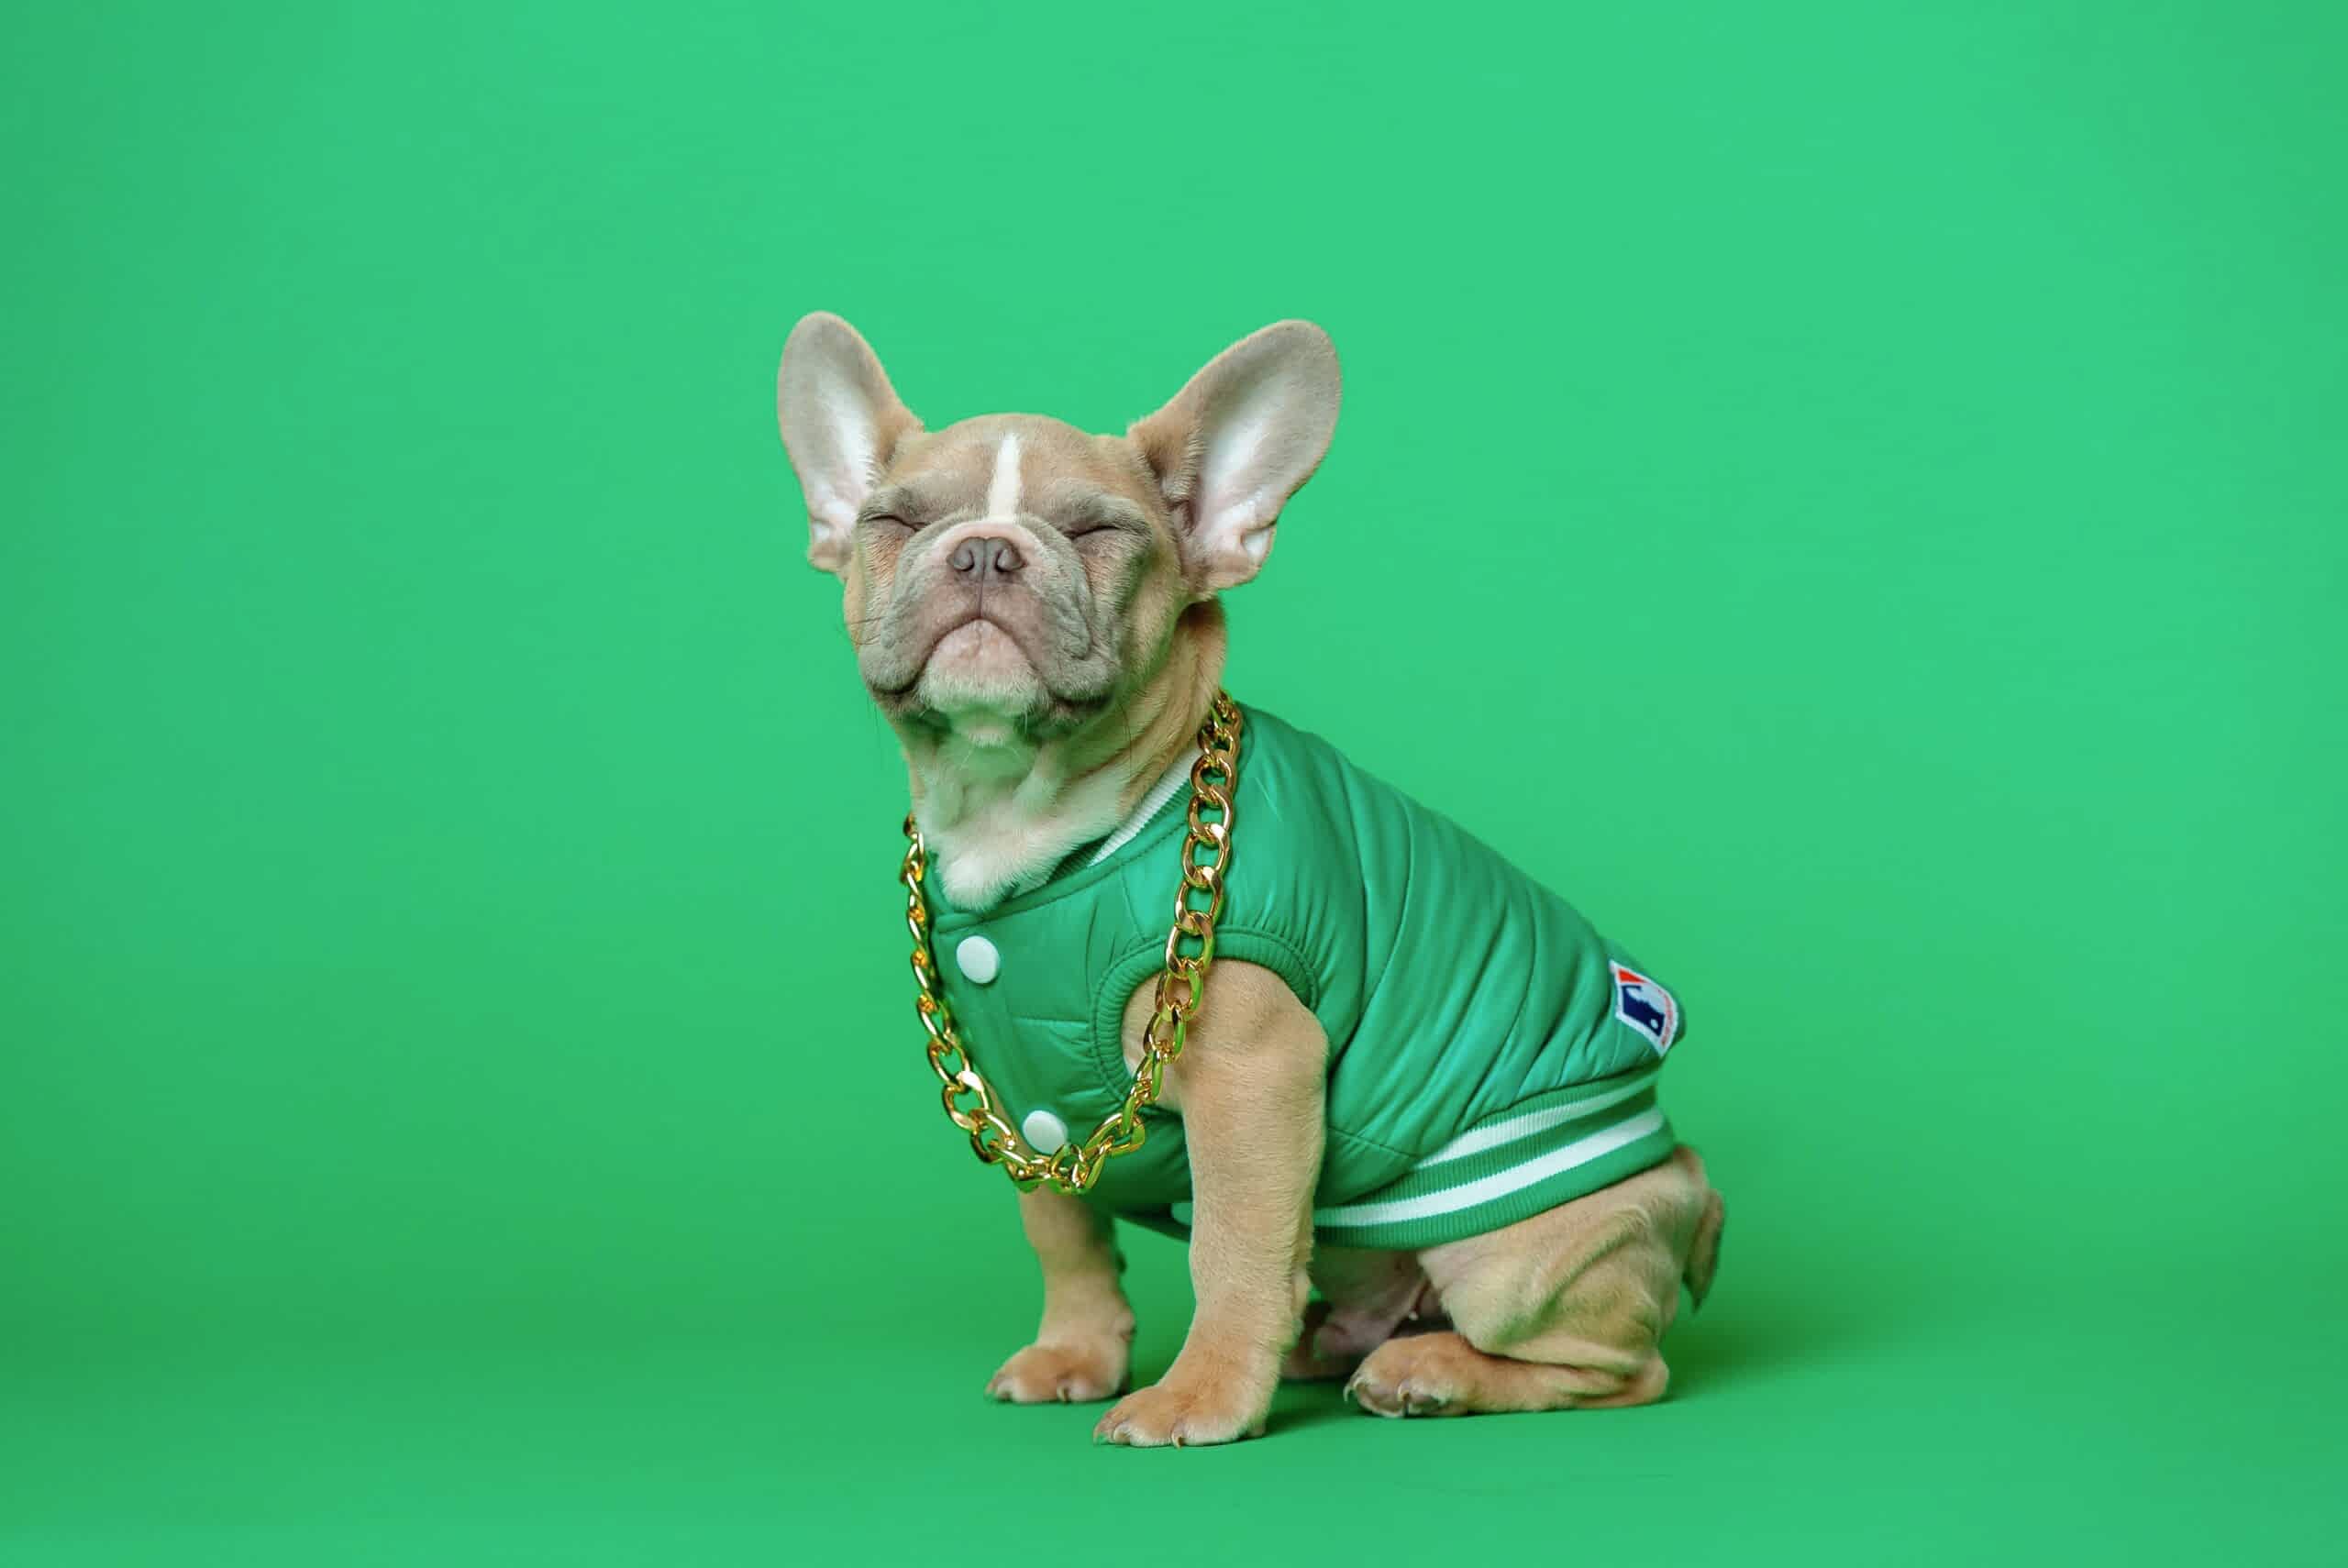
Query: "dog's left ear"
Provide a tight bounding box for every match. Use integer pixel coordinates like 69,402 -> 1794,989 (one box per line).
1129,321 -> 1341,592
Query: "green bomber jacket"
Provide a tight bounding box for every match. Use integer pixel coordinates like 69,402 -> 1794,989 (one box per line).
921,703 -> 1689,1250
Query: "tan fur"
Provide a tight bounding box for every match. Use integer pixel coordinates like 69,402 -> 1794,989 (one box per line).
1091,962 -> 1326,1445
779,315 -> 1725,1445
1346,1146 -> 1722,1417
987,1187 -> 1135,1404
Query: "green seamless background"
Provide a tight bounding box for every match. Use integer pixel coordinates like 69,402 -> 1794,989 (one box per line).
6,3 -> 2343,1563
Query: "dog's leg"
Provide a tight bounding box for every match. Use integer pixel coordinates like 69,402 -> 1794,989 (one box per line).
987,1187 -> 1135,1404
1094,962 -> 1326,1447
1346,1145 -> 1723,1417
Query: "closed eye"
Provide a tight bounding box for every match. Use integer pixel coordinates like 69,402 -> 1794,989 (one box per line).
1057,500 -> 1148,542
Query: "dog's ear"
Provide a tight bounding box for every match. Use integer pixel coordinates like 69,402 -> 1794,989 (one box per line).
778,313 -> 922,577
1129,321 -> 1341,592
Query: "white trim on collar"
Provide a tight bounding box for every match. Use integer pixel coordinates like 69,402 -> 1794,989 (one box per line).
1088,756 -> 1194,867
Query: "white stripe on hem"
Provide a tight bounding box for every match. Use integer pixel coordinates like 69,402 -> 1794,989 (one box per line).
1310,1106 -> 1669,1230
1411,1066 -> 1663,1172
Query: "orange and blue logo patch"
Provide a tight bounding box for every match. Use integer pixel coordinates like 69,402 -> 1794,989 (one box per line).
1611,963 -> 1678,1055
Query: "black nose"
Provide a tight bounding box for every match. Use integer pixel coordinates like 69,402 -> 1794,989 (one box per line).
947,534 -> 1024,581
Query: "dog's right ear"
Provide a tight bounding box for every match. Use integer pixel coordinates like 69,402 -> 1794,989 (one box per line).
778,313 -> 922,577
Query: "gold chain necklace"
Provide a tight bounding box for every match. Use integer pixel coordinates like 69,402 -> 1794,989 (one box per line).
898,691 -> 1243,1195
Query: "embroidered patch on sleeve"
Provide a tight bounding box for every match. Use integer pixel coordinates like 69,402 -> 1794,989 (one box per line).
1611,963 -> 1679,1055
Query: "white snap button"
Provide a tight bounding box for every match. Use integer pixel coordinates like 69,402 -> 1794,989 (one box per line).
1022,1108 -> 1069,1150
954,934 -> 1000,985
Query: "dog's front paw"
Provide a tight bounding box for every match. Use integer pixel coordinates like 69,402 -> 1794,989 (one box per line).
987,1341 -> 1129,1405
1092,1361 -> 1270,1448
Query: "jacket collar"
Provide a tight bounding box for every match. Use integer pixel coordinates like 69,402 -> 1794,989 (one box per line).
1003,754 -> 1194,900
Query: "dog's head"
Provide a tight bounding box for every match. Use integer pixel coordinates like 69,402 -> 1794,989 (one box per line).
779,316 -> 1340,744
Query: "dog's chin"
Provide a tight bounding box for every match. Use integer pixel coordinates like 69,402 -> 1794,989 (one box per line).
912,621 -> 1048,744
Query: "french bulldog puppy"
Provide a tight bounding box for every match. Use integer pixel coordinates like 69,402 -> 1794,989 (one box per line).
778,315 -> 1724,1447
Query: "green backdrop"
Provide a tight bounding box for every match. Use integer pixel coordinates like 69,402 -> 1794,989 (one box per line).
7,3 -> 2344,1562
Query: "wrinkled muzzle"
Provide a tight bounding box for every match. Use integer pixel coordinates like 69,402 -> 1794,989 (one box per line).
858,517 -> 1113,717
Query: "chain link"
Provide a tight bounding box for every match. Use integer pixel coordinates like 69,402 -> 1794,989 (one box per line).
898,691 -> 1242,1194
